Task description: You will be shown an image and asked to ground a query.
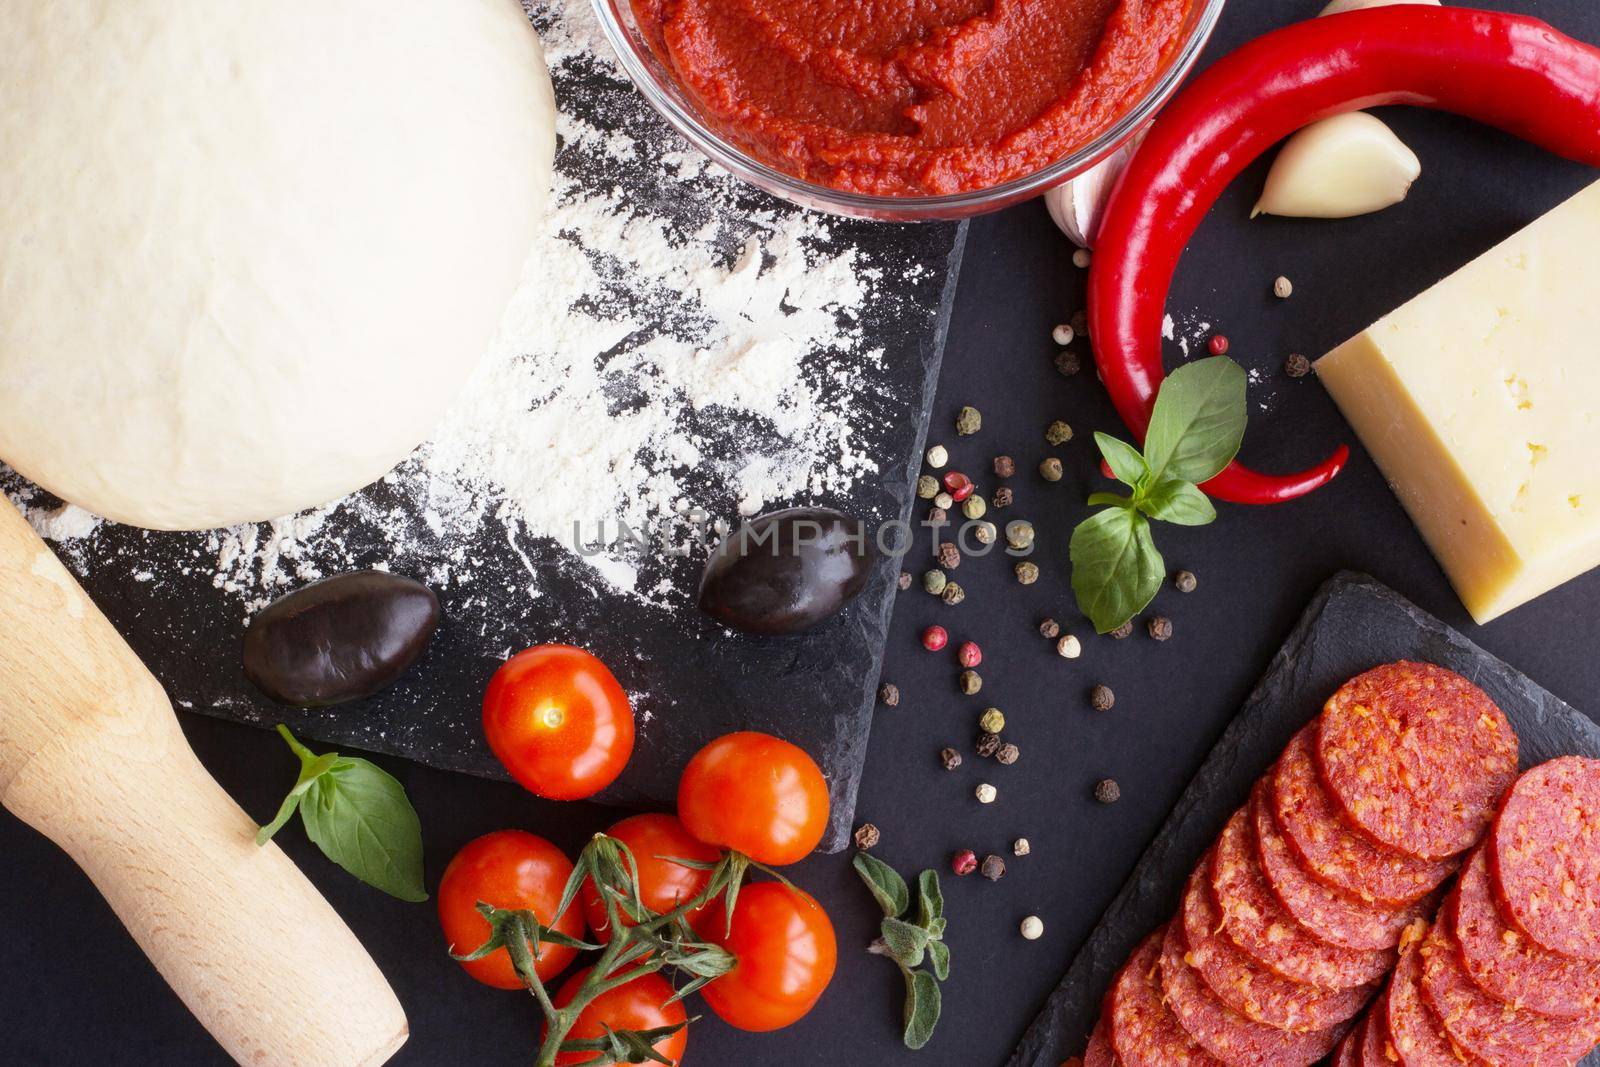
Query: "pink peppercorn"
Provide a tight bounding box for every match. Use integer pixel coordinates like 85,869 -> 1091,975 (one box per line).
1207,334 -> 1229,356
951,849 -> 978,876
942,471 -> 975,502
957,641 -> 982,668
921,625 -> 949,652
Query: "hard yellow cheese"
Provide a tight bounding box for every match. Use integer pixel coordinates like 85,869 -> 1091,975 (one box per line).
1316,180 -> 1600,624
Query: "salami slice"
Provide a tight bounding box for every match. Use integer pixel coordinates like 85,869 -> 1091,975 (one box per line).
1333,1016 -> 1364,1067
1489,755 -> 1600,961
1418,923 -> 1600,1066
1083,1019 -> 1116,1067
1451,845 -> 1600,1021
1274,728 -> 1454,907
1158,919 -> 1347,1065
1180,855 -> 1373,1033
1253,782 -> 1432,950
1359,1008 -> 1393,1067
1316,662 -> 1517,860
1384,937 -> 1472,1066
1212,804 -> 1394,990
1107,931 -> 1221,1067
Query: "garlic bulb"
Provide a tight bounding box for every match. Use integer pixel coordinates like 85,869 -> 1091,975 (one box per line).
1318,0 -> 1439,16
1253,112 -> 1421,219
1043,134 -> 1143,248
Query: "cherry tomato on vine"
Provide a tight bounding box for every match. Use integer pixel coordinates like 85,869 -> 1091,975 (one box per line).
698,882 -> 837,1032
483,644 -> 635,801
548,968 -> 688,1066
438,830 -> 585,989
677,731 -> 829,865
580,813 -> 721,943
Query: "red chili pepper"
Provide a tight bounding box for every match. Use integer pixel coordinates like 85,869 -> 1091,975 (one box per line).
1088,6 -> 1600,505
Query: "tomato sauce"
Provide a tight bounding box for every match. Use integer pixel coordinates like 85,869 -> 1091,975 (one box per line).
632,0 -> 1194,196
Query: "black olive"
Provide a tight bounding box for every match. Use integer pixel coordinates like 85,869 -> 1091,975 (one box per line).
242,570 -> 439,707
698,507 -> 877,635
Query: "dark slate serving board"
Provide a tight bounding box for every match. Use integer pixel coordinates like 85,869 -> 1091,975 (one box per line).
1009,572 -> 1600,1066
0,2 -> 967,853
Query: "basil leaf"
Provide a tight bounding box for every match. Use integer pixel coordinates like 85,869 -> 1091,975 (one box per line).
1086,491 -> 1134,509
927,938 -> 951,981
902,967 -> 942,1050
256,747 -> 340,847
1095,432 -> 1149,487
854,853 -> 910,919
915,869 -> 943,928
1070,507 -> 1164,634
299,757 -> 428,902
1139,477 -> 1218,526
1143,356 -> 1247,485
881,917 -> 929,968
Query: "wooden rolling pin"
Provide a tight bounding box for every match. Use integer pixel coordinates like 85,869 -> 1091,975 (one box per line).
0,496 -> 409,1066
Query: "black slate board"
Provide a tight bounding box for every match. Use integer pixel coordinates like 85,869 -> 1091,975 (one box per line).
1009,572 -> 1600,1066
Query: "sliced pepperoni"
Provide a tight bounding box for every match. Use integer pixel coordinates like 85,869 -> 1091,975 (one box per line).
1359,1010 -> 1393,1067
1212,803 -> 1394,991
1253,781 -> 1433,950
1384,936 -> 1474,1066
1316,662 -> 1517,861
1489,755 -> 1600,962
1180,854 -> 1373,1033
1332,1016 -> 1364,1067
1451,845 -> 1600,1021
1274,727 -> 1454,908
1158,918 -> 1347,1066
1106,931 -> 1221,1067
1418,923 -> 1600,1066
1083,1019 -> 1115,1067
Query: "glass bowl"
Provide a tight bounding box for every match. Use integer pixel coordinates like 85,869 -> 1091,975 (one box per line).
590,0 -> 1228,222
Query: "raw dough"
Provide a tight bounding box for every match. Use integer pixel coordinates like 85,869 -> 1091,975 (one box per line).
0,0 -> 555,530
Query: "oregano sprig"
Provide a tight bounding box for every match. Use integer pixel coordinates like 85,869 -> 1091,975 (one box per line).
1070,356 -> 1247,633
854,853 -> 949,1050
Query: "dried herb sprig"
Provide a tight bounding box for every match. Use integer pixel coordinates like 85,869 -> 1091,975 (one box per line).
854,854 -> 950,1050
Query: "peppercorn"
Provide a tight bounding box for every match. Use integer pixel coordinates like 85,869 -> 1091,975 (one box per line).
1284,352 -> 1312,378
1015,561 -> 1040,585
961,496 -> 986,521
897,571 -> 912,591
975,782 -> 997,804
1057,634 -> 1082,659
941,582 -> 965,606
940,747 -> 963,771
1051,323 -> 1075,346
958,641 -> 983,668
942,470 -> 974,501
938,541 -> 961,569
1038,617 -> 1060,639
1095,778 -> 1122,804
1039,457 -> 1064,482
916,474 -> 939,499
926,444 -> 949,468
1005,520 -> 1035,550
1110,619 -> 1134,640
991,486 -> 1013,509
1020,915 -> 1045,940
1147,615 -> 1173,641
1072,248 -> 1092,269
973,521 -> 997,545
956,405 -> 982,435
878,683 -> 899,707
952,849 -> 978,876
1174,569 -> 1198,593
1208,334 -> 1230,356
978,707 -> 1005,733
958,668 -> 982,694
975,732 -> 1001,758
1273,274 -> 1294,299
922,625 -> 949,652
927,506 -> 948,526
981,854 -> 1006,880
997,742 -> 1020,765
1013,837 -> 1031,857
923,569 -> 947,596
993,455 -> 1016,478
933,491 -> 954,510
1045,420 -> 1074,446
1090,684 -> 1115,711
1054,350 -> 1082,377
1071,309 -> 1089,336
854,823 -> 880,850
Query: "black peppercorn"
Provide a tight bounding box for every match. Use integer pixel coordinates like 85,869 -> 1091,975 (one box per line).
1110,619 -> 1134,640
981,854 -> 1006,881
975,732 -> 1001,758
993,455 -> 1016,478
927,506 -> 949,526
854,823 -> 881,850
1284,353 -> 1312,378
1054,350 -> 1081,377
940,747 -> 963,770
1174,569 -> 1198,593
997,742 -> 1020,765
992,486 -> 1013,508
879,683 -> 900,707
1039,617 -> 1060,639
1147,616 -> 1173,641
938,542 -> 961,569
1090,684 -> 1115,712
1094,778 -> 1121,804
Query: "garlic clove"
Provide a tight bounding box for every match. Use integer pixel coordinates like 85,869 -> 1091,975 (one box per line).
1319,0 -> 1439,15
1253,112 -> 1421,219
1043,132 -> 1145,248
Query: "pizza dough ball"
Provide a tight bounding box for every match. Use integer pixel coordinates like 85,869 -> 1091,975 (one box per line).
0,0 -> 555,529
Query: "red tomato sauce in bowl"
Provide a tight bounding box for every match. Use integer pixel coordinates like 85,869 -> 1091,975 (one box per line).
629,0 -> 1195,197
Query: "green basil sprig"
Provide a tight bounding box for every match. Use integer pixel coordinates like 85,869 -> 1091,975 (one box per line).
854,853 -> 949,1050
1070,356 -> 1247,633
256,724 -> 428,902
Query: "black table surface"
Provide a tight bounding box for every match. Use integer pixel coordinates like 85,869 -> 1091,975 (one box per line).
6,0 -> 1600,1063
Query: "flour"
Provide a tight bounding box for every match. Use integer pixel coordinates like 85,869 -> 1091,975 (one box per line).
1,0 -> 908,614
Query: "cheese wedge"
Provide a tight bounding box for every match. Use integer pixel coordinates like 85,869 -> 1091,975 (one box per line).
1316,180 -> 1600,623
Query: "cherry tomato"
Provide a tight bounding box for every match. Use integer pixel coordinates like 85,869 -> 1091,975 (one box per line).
438,830 -> 585,990
677,731 -> 829,865
580,814 -> 721,943
698,882 -> 837,1032
483,644 -> 635,801
548,968 -> 688,1066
